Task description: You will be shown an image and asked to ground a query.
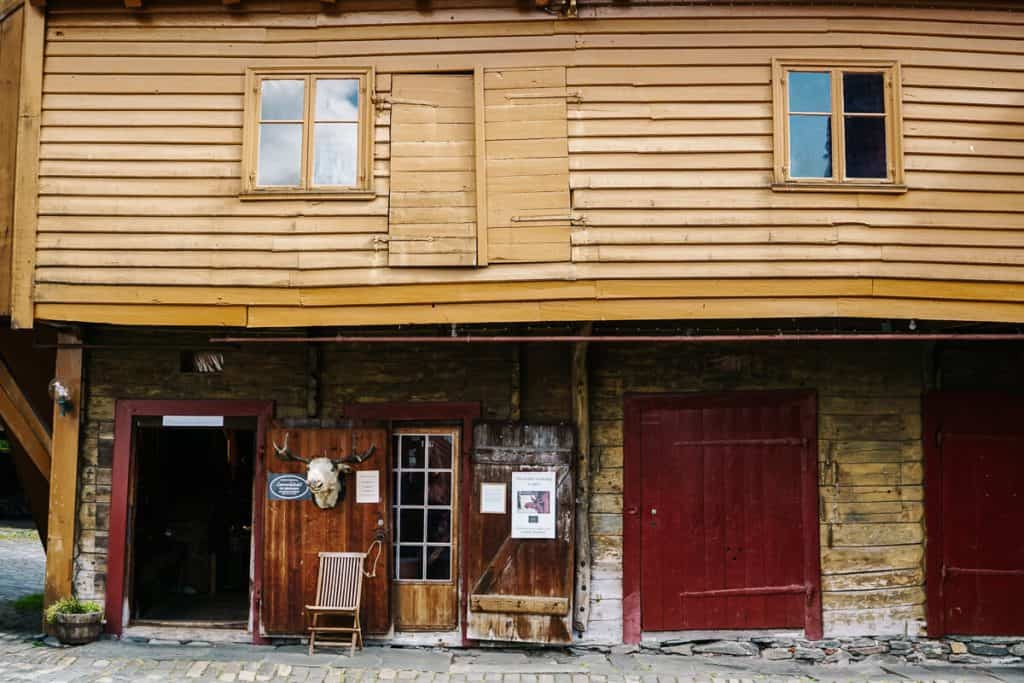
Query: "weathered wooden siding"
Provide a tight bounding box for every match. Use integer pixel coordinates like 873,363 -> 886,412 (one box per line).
26,1 -> 1024,327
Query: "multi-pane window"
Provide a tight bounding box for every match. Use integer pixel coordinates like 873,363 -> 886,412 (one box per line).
772,60 -> 904,189
242,68 -> 374,197
392,432 -> 455,582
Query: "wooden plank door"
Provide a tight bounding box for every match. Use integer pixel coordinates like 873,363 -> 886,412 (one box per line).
466,423 -> 574,644
625,392 -> 821,639
392,427 -> 460,631
926,393 -> 1024,636
262,424 -> 390,636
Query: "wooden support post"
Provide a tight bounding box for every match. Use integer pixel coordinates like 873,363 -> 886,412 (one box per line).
43,329 -> 82,612
571,321 -> 592,633
306,343 -> 321,419
509,343 -> 522,422
9,0 -> 42,329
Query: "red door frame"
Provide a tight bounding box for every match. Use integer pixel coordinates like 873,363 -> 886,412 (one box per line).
343,401 -> 481,646
622,390 -> 822,644
107,399 -> 275,642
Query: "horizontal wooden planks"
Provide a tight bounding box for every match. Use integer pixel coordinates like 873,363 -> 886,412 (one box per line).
483,66 -> 571,263
28,0 -> 1024,322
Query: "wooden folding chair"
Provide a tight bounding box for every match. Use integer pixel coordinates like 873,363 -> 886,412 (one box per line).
306,551 -> 366,656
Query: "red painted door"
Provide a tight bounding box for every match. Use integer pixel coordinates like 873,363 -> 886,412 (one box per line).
926,393 -> 1024,636
627,391 -> 820,637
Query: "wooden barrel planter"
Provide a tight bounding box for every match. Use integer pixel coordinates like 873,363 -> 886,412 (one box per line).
52,611 -> 103,645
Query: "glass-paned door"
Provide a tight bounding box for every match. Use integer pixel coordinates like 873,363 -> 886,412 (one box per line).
391,428 -> 459,631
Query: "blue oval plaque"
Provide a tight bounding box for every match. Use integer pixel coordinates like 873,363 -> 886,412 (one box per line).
268,473 -> 311,501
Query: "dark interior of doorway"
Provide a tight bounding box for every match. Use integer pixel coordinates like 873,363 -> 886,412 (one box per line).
131,423 -> 255,627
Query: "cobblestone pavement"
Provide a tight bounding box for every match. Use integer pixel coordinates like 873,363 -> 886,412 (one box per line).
0,634 -> 1022,683
0,523 -> 45,633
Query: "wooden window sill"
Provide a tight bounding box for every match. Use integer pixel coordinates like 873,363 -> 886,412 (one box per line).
239,190 -> 377,201
771,182 -> 908,194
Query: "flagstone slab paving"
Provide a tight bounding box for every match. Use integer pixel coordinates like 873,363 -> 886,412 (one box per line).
0,633 -> 1021,683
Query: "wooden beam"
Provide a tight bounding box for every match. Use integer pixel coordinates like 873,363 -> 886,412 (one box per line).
473,66 -> 488,267
43,329 -> 81,611
0,0 -> 24,317
123,0 -> 142,8
0,356 -> 50,479
8,0 -> 41,329
571,321 -> 592,633
470,594 -> 569,616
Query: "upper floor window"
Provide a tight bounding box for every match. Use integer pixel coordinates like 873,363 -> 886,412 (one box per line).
772,60 -> 904,191
242,67 -> 374,199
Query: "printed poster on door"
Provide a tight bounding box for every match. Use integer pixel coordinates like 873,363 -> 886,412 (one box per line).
510,470 -> 556,539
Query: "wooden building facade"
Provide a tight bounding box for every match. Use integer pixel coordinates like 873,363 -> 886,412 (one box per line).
1,0 -> 1024,655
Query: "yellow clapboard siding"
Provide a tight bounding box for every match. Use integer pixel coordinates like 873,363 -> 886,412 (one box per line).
36,233 -> 380,251
23,1 -> 1024,330
569,153 -> 773,171
574,226 -> 1024,249
572,189 -> 1024,212
37,303 -> 249,326
39,195 -> 390,216
41,126 -> 241,144
194,296 -> 1024,329
42,93 -> 243,110
39,160 -> 242,178
37,215 -> 389,233
40,143 -> 242,161
578,209 -> 1023,230
569,118 -> 772,137
41,109 -> 243,127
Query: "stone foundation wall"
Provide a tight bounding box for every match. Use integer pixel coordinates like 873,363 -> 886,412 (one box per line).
631,634 -> 1024,666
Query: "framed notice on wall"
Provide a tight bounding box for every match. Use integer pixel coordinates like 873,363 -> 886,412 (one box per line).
510,470 -> 556,539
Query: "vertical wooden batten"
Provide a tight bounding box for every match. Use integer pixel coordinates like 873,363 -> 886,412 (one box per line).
474,66 -> 489,267
571,321 -> 592,632
43,329 -> 82,613
8,0 -> 41,329
0,0 -> 24,317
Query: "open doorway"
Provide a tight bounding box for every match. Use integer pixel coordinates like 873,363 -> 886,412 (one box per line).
130,419 -> 256,627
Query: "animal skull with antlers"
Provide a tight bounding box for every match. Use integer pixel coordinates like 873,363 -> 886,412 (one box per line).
272,432 -> 376,509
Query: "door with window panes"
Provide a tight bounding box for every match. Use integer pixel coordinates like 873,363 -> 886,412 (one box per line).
392,428 -> 459,631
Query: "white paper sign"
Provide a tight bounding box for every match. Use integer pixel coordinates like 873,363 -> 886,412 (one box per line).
480,483 -> 507,514
355,470 -> 380,504
510,471 -> 556,539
